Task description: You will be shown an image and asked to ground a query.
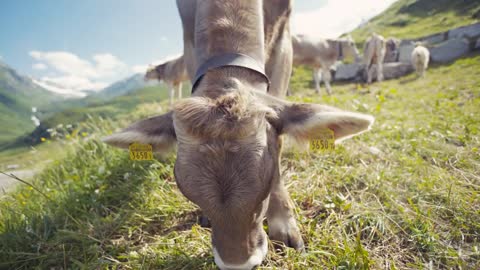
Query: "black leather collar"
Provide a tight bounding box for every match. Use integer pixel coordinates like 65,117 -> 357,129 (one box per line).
191,53 -> 270,93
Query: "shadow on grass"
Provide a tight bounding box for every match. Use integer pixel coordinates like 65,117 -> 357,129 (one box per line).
142,253 -> 216,270
399,77 -> 418,84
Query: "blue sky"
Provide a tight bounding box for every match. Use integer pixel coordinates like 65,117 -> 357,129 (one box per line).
0,0 -> 396,92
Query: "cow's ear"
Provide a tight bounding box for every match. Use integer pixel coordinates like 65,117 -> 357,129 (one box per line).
277,103 -> 374,143
102,111 -> 176,152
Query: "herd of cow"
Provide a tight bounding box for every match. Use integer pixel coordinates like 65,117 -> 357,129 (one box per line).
145,33 -> 430,105
103,1 -> 412,269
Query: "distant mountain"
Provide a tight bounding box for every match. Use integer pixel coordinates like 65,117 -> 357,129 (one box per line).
32,78 -> 87,99
0,61 -> 60,145
93,73 -> 159,100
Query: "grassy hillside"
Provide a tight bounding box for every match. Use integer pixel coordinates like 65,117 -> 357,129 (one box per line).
350,0 -> 480,44
0,63 -> 59,145
0,52 -> 479,269
1,84 -> 190,150
0,91 -> 33,143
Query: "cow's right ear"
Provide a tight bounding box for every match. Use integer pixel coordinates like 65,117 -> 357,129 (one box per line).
102,111 -> 176,153
252,90 -> 373,143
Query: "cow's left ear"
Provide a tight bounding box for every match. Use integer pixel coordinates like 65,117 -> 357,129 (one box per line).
278,103 -> 374,143
102,111 -> 176,152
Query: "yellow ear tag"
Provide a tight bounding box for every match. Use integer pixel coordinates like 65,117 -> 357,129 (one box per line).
309,129 -> 335,152
129,143 -> 154,160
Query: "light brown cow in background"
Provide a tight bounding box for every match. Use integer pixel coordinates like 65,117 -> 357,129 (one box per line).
363,33 -> 387,83
145,55 -> 189,106
292,34 -> 360,95
104,1 -> 374,269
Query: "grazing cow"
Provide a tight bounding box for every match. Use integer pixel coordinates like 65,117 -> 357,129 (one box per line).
145,55 -> 189,106
363,33 -> 387,83
384,37 -> 401,63
103,1 -> 374,269
292,34 -> 360,95
411,44 -> 430,78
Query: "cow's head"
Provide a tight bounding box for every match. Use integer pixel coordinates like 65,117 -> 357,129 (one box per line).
341,35 -> 361,63
103,72 -> 374,269
145,64 -> 165,81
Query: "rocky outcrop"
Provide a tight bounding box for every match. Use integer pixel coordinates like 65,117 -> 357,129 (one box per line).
430,38 -> 471,63
448,23 -> 480,40
362,63 -> 414,82
335,63 -> 362,81
398,22 -> 480,63
335,62 -> 414,82
334,23 -> 480,82
398,42 -> 416,63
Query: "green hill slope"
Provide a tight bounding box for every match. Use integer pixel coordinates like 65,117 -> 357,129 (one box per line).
350,0 -> 480,44
7,83 -> 190,148
0,62 -> 59,145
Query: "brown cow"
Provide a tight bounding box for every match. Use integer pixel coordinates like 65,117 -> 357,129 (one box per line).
292,34 -> 360,95
145,55 -> 189,106
363,33 -> 387,83
103,1 -> 374,269
384,37 -> 401,63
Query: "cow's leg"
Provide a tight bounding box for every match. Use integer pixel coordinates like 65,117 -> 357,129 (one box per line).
267,193 -> 303,250
367,65 -> 374,84
377,60 -> 384,82
177,82 -> 183,99
420,65 -> 426,78
267,178 -> 304,251
313,69 -> 321,94
265,32 -> 292,97
267,135 -> 304,251
168,83 -> 175,107
322,67 -> 332,95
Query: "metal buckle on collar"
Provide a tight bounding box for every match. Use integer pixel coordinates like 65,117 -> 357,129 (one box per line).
191,53 -> 270,93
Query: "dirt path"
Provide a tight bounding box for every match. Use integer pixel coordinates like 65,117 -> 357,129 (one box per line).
0,170 -> 35,191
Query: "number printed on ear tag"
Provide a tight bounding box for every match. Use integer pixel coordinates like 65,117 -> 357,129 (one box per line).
129,143 -> 154,160
309,129 -> 335,152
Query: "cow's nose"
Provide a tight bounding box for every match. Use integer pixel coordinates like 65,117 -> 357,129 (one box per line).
213,233 -> 268,270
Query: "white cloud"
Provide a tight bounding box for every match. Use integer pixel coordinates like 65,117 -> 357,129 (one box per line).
292,0 -> 398,39
32,78 -> 88,98
132,65 -> 149,74
131,53 -> 182,74
29,51 -> 129,91
40,76 -> 108,91
32,63 -> 47,70
160,36 -> 168,42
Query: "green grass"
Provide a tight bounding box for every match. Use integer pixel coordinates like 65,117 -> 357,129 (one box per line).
350,0 -> 480,45
1,53 -> 479,269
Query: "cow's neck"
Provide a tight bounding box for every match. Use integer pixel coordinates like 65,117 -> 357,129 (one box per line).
193,0 -> 268,97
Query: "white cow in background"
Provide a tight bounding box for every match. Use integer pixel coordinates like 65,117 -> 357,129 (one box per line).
411,44 -> 430,78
